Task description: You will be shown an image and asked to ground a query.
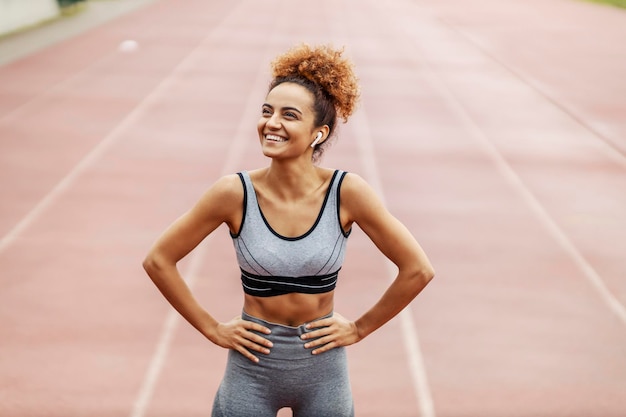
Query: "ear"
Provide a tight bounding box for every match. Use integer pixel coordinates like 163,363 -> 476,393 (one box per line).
310,133 -> 322,148
311,125 -> 330,147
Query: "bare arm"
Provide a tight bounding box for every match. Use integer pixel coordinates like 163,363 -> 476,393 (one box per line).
302,173 -> 435,353
142,174 -> 273,362
346,174 -> 435,339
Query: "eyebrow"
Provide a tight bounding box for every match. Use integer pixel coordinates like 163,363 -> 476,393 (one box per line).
262,103 -> 303,115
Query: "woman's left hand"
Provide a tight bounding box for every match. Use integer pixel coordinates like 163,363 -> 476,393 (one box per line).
300,312 -> 361,355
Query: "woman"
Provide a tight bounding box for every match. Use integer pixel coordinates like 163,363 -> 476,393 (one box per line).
143,44 -> 434,417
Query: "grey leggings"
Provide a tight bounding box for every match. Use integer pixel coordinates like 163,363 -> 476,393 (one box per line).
211,311 -> 354,417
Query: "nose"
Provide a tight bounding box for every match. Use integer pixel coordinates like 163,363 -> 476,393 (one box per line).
266,112 -> 281,130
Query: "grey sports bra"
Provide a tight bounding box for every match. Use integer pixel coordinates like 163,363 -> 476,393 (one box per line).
230,170 -> 351,297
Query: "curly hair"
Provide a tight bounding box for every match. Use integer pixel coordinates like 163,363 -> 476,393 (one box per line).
268,44 -> 360,160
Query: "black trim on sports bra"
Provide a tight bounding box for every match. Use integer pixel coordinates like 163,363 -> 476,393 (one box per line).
256,170 -> 340,242
336,171 -> 352,238
229,172 -> 247,239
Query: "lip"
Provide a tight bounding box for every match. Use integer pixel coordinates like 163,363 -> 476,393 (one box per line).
264,133 -> 287,142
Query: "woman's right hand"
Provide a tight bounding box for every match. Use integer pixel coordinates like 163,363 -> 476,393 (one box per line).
210,316 -> 273,363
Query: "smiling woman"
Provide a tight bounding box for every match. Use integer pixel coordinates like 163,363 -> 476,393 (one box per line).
264,44 -> 359,162
143,43 -> 434,417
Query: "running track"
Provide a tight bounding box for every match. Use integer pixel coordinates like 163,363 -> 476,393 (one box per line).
1,0 -> 625,416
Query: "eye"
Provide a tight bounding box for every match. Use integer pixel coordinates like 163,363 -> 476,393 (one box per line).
284,111 -> 298,119
261,106 -> 272,116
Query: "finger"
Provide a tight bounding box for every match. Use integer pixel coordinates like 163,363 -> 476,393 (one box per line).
238,334 -> 273,354
303,334 -> 333,349
246,338 -> 272,354
235,345 -> 261,363
300,326 -> 333,341
312,340 -> 337,355
305,317 -> 334,330
242,321 -> 272,335
235,332 -> 272,353
246,332 -> 274,348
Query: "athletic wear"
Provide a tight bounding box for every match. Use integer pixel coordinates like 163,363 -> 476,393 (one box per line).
211,311 -> 355,417
215,170 -> 355,416
231,170 -> 350,297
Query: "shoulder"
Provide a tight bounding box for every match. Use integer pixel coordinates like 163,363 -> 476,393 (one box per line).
339,172 -> 388,222
339,172 -> 378,201
192,173 -> 244,217
150,174 -> 246,250
205,173 -> 244,200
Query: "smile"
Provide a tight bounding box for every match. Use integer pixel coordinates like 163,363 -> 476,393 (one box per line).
265,134 -> 287,142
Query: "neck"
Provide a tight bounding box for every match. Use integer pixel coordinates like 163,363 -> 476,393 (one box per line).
263,160 -> 323,200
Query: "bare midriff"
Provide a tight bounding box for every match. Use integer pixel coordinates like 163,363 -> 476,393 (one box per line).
243,291 -> 335,326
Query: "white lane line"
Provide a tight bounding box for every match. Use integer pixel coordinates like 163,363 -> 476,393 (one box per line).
398,306 -> 435,417
0,11 -> 219,254
402,20 -> 626,327
351,106 -> 436,417
128,4 -> 290,416
441,20 -> 626,166
129,237 -> 209,417
453,95 -> 626,325
324,1 -> 436,413
0,49 -> 120,125
128,78 -> 260,417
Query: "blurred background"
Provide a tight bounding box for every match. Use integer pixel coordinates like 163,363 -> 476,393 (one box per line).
1,1 -> 625,416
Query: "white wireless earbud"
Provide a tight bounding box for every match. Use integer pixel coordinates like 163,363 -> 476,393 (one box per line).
311,132 -> 323,148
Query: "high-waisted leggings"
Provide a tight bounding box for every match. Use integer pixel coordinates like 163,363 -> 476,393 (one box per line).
211,311 -> 354,417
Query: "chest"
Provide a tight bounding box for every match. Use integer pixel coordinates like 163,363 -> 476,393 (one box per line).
255,189 -> 327,239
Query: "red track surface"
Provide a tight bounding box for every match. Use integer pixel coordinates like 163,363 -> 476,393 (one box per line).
1,1 -> 625,416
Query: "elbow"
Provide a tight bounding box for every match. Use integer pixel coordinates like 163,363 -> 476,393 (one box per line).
142,255 -> 154,274
419,266 -> 435,286
142,251 -> 165,279
410,263 -> 435,290
423,264 -> 435,283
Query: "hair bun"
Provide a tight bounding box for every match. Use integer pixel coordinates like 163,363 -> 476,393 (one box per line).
271,44 -> 360,122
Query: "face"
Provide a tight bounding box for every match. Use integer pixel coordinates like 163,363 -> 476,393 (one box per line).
257,82 -> 321,161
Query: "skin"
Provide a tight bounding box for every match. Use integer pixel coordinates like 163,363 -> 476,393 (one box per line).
143,82 -> 435,364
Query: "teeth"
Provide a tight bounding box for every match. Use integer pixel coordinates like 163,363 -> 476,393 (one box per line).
266,134 -> 287,142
